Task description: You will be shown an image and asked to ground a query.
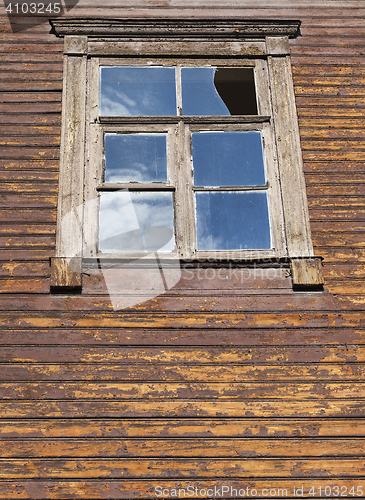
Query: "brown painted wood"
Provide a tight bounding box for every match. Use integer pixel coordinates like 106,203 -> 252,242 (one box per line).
0,457 -> 364,479
0,479 -> 361,500
0,399 -> 364,419
1,418 -> 364,438
1,3 -> 365,496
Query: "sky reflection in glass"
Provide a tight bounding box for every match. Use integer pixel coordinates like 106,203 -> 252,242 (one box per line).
99,191 -> 175,253
195,191 -> 271,250
192,131 -> 266,187
100,67 -> 177,116
104,134 -> 168,183
181,67 -> 230,116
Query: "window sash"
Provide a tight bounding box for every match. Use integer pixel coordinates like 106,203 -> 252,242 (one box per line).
84,57 -> 287,259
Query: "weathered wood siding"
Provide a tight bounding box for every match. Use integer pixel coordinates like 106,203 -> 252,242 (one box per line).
0,1 -> 364,498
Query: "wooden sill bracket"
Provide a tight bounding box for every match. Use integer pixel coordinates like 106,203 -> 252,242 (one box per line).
50,257 -> 82,292
291,257 -> 324,290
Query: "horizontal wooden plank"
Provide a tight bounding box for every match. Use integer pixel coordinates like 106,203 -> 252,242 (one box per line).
0,224 -> 55,235
292,56 -> 365,65
310,208 -> 365,221
0,209 -> 55,223
292,64 -> 365,77
303,161 -> 365,173
0,478 -> 362,499
0,311 -> 362,329
298,106 -> 365,117
302,140 -> 365,151
0,137 -> 60,146
325,281 -> 365,296
294,76 -> 365,86
0,80 -> 63,91
308,196 -> 365,208
0,278 -> 49,294
306,184 -> 365,196
0,116 -> 60,126
312,232 -> 365,247
0,457 -> 364,479
1,438 -> 364,459
305,173 -> 365,185
0,249 -> 54,260
0,236 -> 55,249
0,194 -> 57,208
0,125 -> 60,136
0,344 -> 362,364
2,418 -> 364,439
0,92 -> 61,103
314,246 -> 365,263
0,103 -> 61,113
296,86 -> 365,97
303,151 -> 365,162
0,147 -> 60,159
0,261 -> 49,277
299,118 -> 365,129
1,399 -> 364,418
82,267 -> 292,294
0,43 -> 62,53
0,363 -> 364,382
0,59 -> 62,69
301,129 -> 365,139
324,264 -> 365,280
0,381 -> 364,400
0,170 -> 58,181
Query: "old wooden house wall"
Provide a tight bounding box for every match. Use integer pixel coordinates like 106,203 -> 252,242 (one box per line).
0,1 -> 364,498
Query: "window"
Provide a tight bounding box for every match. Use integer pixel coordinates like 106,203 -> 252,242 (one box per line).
50,19 -> 323,289
88,62 -> 285,260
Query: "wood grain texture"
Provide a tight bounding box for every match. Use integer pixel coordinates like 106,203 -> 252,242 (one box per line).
1,3 -> 365,498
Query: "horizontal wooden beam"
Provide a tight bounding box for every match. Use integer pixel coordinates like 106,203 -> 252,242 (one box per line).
51,18 -> 301,39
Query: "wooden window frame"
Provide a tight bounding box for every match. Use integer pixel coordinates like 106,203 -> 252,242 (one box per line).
50,18 -> 323,290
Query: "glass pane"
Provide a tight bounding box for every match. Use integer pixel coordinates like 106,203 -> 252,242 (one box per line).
100,66 -> 177,116
192,131 -> 266,187
105,134 -> 168,183
195,191 -> 271,250
181,67 -> 230,116
214,68 -> 258,115
99,191 -> 175,253
181,67 -> 257,116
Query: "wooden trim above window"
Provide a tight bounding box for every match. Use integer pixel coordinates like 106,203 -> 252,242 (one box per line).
51,18 -> 301,39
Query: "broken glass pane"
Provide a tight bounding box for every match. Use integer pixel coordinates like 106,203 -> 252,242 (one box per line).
100,66 -> 177,116
104,133 -> 168,183
214,68 -> 258,115
195,191 -> 271,250
99,191 -> 175,253
192,131 -> 266,187
182,67 -> 257,116
181,67 -> 230,116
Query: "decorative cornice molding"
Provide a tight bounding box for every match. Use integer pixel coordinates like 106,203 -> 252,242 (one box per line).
50,18 -> 301,39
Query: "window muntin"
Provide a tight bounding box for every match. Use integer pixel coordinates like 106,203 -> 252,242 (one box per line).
90,60 -> 284,259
